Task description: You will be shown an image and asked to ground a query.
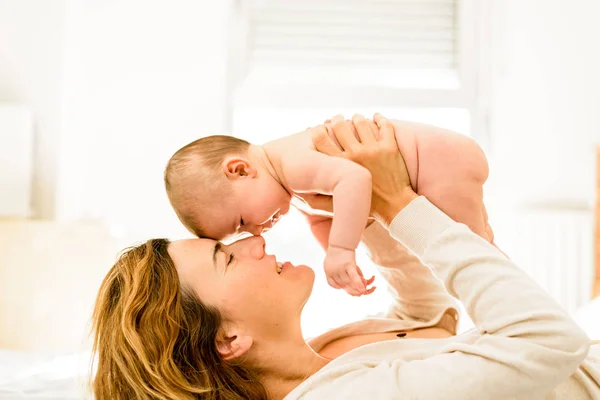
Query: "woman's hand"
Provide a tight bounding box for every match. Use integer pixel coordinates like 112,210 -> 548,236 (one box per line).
311,113 -> 418,228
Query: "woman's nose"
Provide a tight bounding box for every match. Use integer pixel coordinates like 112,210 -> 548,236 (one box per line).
233,235 -> 266,259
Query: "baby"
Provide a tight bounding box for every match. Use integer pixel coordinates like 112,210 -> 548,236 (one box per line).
164,114 -> 492,296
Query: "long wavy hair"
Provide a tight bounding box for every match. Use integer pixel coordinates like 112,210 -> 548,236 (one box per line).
91,238 -> 267,399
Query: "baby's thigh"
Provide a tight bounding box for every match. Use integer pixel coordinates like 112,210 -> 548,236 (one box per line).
417,172 -> 490,240
415,132 -> 490,233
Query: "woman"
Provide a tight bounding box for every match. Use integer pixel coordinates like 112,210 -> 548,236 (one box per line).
91,117 -> 600,399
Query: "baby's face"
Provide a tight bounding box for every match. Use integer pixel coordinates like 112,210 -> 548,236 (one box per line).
203,175 -> 292,240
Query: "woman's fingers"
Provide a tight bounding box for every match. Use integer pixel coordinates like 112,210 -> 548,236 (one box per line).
369,120 -> 381,141
375,114 -> 397,149
311,124 -> 343,157
352,114 -> 377,145
373,112 -> 384,127
330,117 -> 361,152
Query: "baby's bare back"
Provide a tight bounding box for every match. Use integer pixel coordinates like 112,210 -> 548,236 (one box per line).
261,130 -> 315,193
263,121 -> 487,192
263,121 -> 492,240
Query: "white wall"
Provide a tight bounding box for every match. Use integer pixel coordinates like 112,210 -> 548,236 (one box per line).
0,0 -> 231,231
488,0 -> 600,209
0,219 -> 117,352
54,0 -> 231,240
0,0 -> 67,218
0,0 -> 233,353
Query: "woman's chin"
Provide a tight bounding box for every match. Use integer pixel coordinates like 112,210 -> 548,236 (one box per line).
292,264 -> 314,280
283,263 -> 315,295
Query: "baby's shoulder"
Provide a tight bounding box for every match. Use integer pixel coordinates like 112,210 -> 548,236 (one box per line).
263,129 -> 315,157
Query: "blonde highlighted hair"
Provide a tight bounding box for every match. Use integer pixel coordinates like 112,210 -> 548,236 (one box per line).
164,135 -> 251,237
91,238 -> 267,399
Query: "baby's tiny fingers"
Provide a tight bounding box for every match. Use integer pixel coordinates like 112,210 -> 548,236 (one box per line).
335,273 -> 354,292
339,271 -> 363,296
347,269 -> 366,294
343,285 -> 363,297
335,270 -> 351,287
364,286 -> 377,295
327,276 -> 341,289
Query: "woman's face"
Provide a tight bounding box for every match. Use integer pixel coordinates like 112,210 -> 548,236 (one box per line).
168,235 -> 314,340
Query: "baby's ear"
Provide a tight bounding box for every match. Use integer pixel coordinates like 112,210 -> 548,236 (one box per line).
222,156 -> 257,179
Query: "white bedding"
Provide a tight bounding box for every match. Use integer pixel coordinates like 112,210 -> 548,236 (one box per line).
576,296 -> 600,340
0,350 -> 91,399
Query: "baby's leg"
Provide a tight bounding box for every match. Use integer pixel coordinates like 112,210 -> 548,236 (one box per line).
420,176 -> 492,241
481,201 -> 495,244
389,119 -> 505,253
416,134 -> 493,242
422,181 -> 510,257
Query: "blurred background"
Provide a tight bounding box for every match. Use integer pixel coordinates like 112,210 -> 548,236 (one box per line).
0,0 -> 599,396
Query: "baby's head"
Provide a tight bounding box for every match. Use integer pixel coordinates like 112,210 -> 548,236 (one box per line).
164,135 -> 290,240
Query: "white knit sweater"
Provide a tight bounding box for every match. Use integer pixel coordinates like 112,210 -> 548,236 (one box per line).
285,197 -> 599,400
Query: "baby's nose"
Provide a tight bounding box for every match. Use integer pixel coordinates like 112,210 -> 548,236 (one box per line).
244,225 -> 264,236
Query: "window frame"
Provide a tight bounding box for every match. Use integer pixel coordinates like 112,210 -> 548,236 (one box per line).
226,0 -> 493,146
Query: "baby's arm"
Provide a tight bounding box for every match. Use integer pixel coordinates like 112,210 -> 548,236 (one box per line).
282,151 -> 372,294
282,151 -> 372,251
300,212 -> 332,251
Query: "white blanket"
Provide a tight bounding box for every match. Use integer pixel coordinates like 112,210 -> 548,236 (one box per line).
576,296 -> 600,340
0,350 -> 91,399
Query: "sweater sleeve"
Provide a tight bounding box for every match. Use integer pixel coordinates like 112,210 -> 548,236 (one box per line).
385,196 -> 590,399
361,221 -> 459,329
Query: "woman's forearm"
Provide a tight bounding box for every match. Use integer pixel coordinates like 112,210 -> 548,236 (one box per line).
388,196 -> 590,399
361,222 -> 459,326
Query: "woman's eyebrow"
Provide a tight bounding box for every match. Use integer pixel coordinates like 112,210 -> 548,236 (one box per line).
212,242 -> 222,269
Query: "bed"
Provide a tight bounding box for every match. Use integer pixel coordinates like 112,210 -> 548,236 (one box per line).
0,350 -> 91,399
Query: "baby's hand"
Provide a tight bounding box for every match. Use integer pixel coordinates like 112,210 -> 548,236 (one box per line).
324,246 -> 376,296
